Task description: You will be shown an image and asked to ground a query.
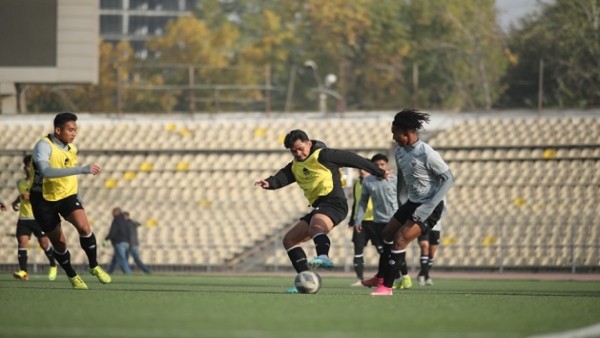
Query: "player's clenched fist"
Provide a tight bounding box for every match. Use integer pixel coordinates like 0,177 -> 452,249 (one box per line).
88,163 -> 101,175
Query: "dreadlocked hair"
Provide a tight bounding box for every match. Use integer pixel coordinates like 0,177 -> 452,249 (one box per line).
392,108 -> 430,131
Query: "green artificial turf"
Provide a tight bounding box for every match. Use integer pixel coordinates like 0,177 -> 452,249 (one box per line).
0,273 -> 599,338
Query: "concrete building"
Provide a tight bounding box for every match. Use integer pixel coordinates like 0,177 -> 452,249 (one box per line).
100,0 -> 197,59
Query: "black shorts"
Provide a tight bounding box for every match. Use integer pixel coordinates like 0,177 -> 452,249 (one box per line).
16,219 -> 46,238
300,197 -> 348,227
392,200 -> 444,233
30,191 -> 84,233
352,221 -> 385,248
418,229 -> 441,245
429,230 -> 440,245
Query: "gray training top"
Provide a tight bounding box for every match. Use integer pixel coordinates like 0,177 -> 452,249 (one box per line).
395,139 -> 454,223
354,174 -> 399,224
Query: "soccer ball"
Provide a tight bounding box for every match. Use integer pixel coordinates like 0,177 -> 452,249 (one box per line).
294,271 -> 322,294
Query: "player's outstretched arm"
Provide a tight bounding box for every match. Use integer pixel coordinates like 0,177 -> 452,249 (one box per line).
321,149 -> 386,178
36,161 -> 100,178
256,162 -> 295,190
33,141 -> 100,178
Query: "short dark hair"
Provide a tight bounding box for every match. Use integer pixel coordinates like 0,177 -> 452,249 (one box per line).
392,108 -> 430,131
54,112 -> 77,128
283,129 -> 310,149
371,153 -> 388,163
23,154 -> 32,166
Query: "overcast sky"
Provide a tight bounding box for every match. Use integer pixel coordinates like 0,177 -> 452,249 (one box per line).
496,0 -> 550,30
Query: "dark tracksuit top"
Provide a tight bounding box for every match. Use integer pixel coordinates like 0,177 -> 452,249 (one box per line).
265,141 -> 386,207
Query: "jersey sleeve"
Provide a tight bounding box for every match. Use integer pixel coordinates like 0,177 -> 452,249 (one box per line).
32,140 -> 52,165
265,162 -> 296,189
354,181 -> 371,225
319,148 -> 385,177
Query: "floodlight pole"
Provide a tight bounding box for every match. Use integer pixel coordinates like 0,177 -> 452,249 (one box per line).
538,58 -> 544,115
116,65 -> 122,115
304,60 -> 327,114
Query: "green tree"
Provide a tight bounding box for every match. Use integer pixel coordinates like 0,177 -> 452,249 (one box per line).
146,16 -> 240,111
502,0 -> 600,108
94,40 -> 133,112
350,1 -> 412,109
402,0 -> 508,110
236,9 -> 296,111
290,0 -> 412,110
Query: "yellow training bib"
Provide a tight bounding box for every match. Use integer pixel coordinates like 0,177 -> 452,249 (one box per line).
39,136 -> 79,201
291,149 -> 333,205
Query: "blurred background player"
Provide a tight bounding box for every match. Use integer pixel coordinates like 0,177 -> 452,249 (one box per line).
354,154 -> 411,290
255,129 -> 389,293
347,169 -> 375,286
10,155 -> 58,281
105,207 -> 132,275
30,112 -> 111,289
370,109 -> 454,296
124,211 -> 151,274
352,154 -> 400,287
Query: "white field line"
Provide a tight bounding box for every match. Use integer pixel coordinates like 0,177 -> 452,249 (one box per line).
527,323 -> 600,338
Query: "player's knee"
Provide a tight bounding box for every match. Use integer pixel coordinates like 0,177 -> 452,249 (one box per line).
308,224 -> 329,237
75,225 -> 92,236
393,237 -> 410,250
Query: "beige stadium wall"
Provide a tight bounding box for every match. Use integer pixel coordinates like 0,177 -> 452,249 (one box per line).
0,0 -> 98,114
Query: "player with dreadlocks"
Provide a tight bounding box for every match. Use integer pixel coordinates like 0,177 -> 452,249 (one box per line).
366,108 -> 454,296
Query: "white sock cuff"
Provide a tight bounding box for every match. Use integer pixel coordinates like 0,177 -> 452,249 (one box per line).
286,245 -> 301,252
53,248 -> 68,255
311,233 -> 326,240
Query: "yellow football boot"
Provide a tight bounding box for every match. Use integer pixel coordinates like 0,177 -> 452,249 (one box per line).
48,266 -> 58,281
69,275 -> 89,290
89,265 -> 112,284
13,270 -> 29,281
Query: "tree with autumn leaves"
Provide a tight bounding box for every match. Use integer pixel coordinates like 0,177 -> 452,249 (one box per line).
21,0 -> 599,113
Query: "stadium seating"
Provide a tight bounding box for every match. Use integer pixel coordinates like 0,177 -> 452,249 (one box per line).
429,117 -> 600,270
0,117 -> 391,270
0,115 -> 597,272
